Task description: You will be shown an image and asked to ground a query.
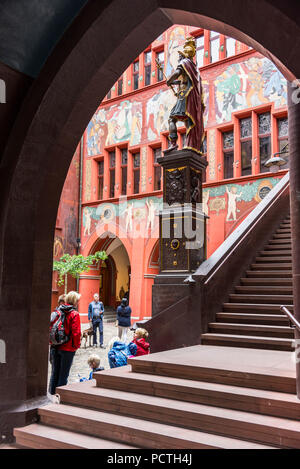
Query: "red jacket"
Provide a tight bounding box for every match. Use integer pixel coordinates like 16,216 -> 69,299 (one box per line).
50,304 -> 81,352
132,337 -> 150,356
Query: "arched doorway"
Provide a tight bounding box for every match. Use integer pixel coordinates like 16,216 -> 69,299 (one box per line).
1,0 -> 300,440
101,255 -> 117,308
79,235 -> 131,322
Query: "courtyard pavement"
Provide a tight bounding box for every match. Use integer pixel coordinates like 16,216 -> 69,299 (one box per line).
47,322 -> 134,386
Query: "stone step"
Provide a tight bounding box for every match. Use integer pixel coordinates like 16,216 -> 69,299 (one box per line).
37,403 -> 273,449
260,250 -> 292,256
223,303 -> 290,314
272,234 -> 292,240
241,278 -> 293,286
54,382 -> 300,447
201,333 -> 294,352
276,229 -> 292,234
255,257 -> 292,263
229,294 -> 294,305
235,286 -> 293,294
14,424 -> 137,449
251,263 -> 292,270
246,271 -> 293,278
264,245 -> 292,250
128,345 -> 296,393
216,312 -> 290,326
269,239 -> 291,245
208,322 -> 294,339
91,366 -> 300,420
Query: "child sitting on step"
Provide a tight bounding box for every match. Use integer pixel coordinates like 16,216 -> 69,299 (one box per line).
79,354 -> 104,381
129,328 -> 150,357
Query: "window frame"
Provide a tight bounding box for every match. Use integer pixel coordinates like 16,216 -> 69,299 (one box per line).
222,130 -> 234,180
240,116 -> 253,177
132,151 -> 141,194
258,111 -> 272,174
109,150 -> 116,199
153,146 -> 162,191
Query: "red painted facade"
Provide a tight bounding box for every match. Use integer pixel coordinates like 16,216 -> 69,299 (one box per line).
52,144 -> 81,311
54,24 -> 289,322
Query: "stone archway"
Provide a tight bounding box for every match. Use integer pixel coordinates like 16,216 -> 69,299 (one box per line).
1,0 -> 300,440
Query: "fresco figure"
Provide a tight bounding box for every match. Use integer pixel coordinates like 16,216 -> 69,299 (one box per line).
215,64 -> 248,123
129,102 -> 142,146
262,60 -> 287,107
146,199 -> 156,232
226,186 -> 242,222
216,67 -> 242,121
246,57 -> 269,107
105,119 -> 118,146
203,190 -> 210,216
166,26 -> 186,75
146,90 -> 176,141
87,109 -> 108,156
83,208 -> 92,236
124,203 -> 134,233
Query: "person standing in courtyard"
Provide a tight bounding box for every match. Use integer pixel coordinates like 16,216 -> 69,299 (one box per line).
49,291 -> 81,395
88,293 -> 106,348
116,297 -> 132,343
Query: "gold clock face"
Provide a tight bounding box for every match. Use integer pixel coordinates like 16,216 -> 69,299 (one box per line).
170,239 -> 180,251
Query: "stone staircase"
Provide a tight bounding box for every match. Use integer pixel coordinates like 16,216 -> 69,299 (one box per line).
14,345 -> 300,449
202,215 -> 295,351
14,213 -> 300,449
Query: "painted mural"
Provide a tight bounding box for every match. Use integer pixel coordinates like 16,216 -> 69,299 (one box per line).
204,177 -> 281,223
86,51 -> 286,158
87,100 -> 143,156
82,196 -> 163,243
214,56 -> 287,124
166,26 -> 186,75
146,88 -> 176,140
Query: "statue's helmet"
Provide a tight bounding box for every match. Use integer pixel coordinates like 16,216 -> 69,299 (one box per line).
179,37 -> 196,59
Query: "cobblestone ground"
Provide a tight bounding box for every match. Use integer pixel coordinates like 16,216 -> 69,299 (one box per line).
47,322 -> 134,386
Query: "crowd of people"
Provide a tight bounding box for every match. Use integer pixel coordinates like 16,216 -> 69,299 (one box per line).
48,291 -> 150,395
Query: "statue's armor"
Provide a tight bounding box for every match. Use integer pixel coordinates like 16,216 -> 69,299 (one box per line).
169,67 -> 193,126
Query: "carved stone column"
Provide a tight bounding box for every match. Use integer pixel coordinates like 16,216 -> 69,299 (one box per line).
158,149 -> 208,274
288,81 -> 300,398
152,149 -> 208,317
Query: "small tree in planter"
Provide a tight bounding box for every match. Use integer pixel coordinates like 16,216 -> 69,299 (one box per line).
53,251 -> 108,294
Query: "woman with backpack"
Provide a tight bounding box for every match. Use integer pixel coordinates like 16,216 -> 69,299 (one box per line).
49,291 -> 81,395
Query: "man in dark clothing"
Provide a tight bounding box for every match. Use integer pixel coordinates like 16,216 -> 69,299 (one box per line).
88,293 -> 105,348
117,297 -> 132,343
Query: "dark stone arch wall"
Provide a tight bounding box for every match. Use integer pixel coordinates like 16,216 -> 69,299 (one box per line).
0,0 -> 299,440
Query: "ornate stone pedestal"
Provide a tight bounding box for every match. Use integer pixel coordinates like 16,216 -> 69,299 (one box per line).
152,149 -> 208,316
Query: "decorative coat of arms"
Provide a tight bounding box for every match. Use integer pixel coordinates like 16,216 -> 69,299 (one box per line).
166,169 -> 186,205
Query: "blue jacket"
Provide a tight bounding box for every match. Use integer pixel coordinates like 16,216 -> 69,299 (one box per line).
88,301 -> 104,321
117,305 -> 132,327
79,367 -> 104,382
108,341 -> 137,368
